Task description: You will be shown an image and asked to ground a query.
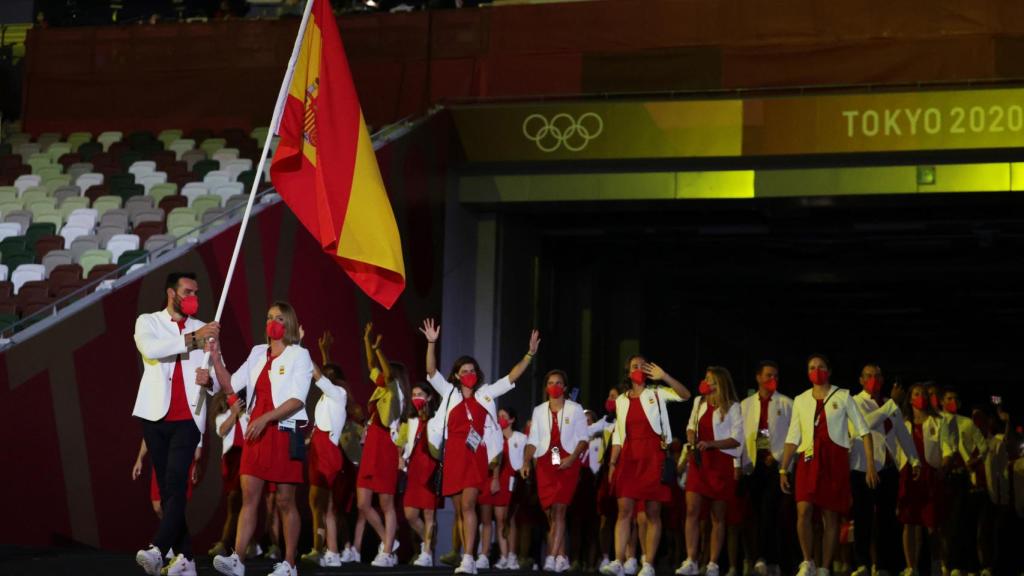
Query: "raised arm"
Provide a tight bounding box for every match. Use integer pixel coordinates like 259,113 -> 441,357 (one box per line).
207,339 -> 235,395
506,329 -> 541,384
318,330 -> 334,366
419,318 -> 440,378
643,362 -> 691,401
372,333 -> 392,386
363,323 -> 379,373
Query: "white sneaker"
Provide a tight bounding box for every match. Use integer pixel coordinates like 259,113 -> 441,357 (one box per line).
477,555 -> 491,570
601,560 -> 625,576
269,561 -> 297,576
544,556 -> 557,572
136,546 -> 163,576
706,562 -> 721,576
372,552 -> 397,567
599,558 -> 611,571
624,558 -> 639,575
456,554 -> 478,574
638,562 -> 656,576
166,555 -> 198,576
555,556 -> 570,573
754,560 -> 768,576
507,554 -> 521,571
166,547 -> 176,561
212,552 -> 246,576
796,561 -> 816,576
496,556 -> 510,570
415,551 -> 435,567
676,559 -> 699,576
852,567 -> 870,576
321,551 -> 343,567
379,540 -> 401,554
343,547 -> 361,564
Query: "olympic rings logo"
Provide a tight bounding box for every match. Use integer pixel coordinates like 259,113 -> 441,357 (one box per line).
521,112 -> 604,153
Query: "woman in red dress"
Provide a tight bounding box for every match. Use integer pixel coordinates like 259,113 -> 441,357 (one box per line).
209,393 -> 247,557
602,355 -> 691,576
402,382 -> 441,567
356,323 -> 411,568
420,318 -> 540,575
897,383 -> 943,575
522,370 -> 589,573
779,354 -> 876,576
477,407 -> 524,570
677,367 -> 742,576
209,302 -> 314,576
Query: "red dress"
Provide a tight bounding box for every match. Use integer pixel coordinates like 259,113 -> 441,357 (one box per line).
795,399 -> 850,514
479,436 -> 515,507
686,405 -> 736,502
405,418 -> 441,510
239,350 -> 304,484
442,396 -> 489,496
536,409 -> 581,509
614,396 -> 671,503
357,410 -> 399,494
221,420 -> 244,494
309,428 -> 343,487
898,422 -> 937,528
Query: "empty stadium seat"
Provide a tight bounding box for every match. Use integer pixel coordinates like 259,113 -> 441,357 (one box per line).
168,139 -> 195,160
76,172 -> 104,190
158,195 -> 188,214
213,182 -> 245,203
192,195 -> 221,218
61,201 -> 93,222
42,250 -> 74,278
128,160 -> 157,178
203,170 -> 232,185
77,142 -> 103,161
4,210 -> 32,234
99,209 -> 129,230
69,236 -> 99,261
133,221 -> 166,246
11,264 -> 45,294
97,131 -> 123,151
53,186 -> 82,207
96,225 -> 125,248
48,263 -> 84,291
138,172 -> 168,192
225,194 -> 249,212
143,233 -> 175,254
0,222 -> 21,242
148,183 -> 178,205
65,210 -> 96,230
47,143 -> 71,163
14,174 -> 41,194
199,138 -> 227,156
212,148 -> 239,164
87,263 -> 119,282
201,207 -> 228,227
124,195 -> 154,214
60,224 -> 92,248
67,132 -> 92,152
181,150 -> 206,171
167,207 -> 197,231
131,208 -> 164,228
0,264 -> 7,282
78,249 -> 112,277
106,234 -> 140,262
117,249 -> 147,267
91,195 -> 122,215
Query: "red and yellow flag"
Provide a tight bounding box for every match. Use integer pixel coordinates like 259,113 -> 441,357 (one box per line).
270,0 -> 405,309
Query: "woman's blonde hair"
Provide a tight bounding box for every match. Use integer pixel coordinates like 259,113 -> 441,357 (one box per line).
267,301 -> 301,346
706,366 -> 738,416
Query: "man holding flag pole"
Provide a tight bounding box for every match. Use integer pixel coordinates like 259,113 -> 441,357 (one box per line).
132,0 -> 404,573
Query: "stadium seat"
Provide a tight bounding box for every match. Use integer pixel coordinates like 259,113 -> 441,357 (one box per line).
99,208 -> 129,229
42,251 -> 74,278
138,172 -> 168,192
34,235 -> 64,262
106,234 -> 140,262
108,173 -> 135,189
181,149 -> 206,171
76,172 -> 104,191
0,222 -> 21,242
35,165 -> 62,180
97,131 -> 123,151
114,184 -> 145,203
14,142 -> 41,159
53,186 -> 82,207
33,212 -> 63,231
21,188 -> 49,205
158,195 -> 188,215
167,207 -> 198,231
38,133 -> 62,150
66,163 -> 93,183
47,143 -> 71,163
91,195 -> 122,215
131,208 -> 165,228
48,263 -> 84,291
203,170 -> 232,185
0,187 -> 17,204
225,194 -> 249,212
212,148 -> 239,164
0,200 -> 25,217
67,132 -> 92,152
192,195 -> 221,219
133,221 -> 166,246
192,159 -> 219,180
96,225 -> 125,248
157,129 -> 183,147
128,160 -> 156,178
201,207 -> 227,227
124,195 -> 155,214
60,198 -> 92,220
4,210 -> 33,234
77,249 -> 112,277
224,159 -> 254,181
69,236 -> 99,261
60,225 -> 92,249
11,264 -> 45,294
0,264 -> 7,282
66,210 -> 97,230
3,250 -> 34,271
213,182 -> 245,204
43,176 -> 72,194
200,138 -> 227,156
144,233 -> 176,254
14,174 -> 41,194
77,141 -> 103,161
25,222 -> 58,248
117,249 -> 147,267
168,139 -> 195,160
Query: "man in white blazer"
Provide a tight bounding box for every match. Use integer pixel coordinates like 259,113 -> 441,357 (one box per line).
738,361 -> 792,576
133,272 -> 221,576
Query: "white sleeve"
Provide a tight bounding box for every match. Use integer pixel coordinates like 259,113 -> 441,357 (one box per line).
134,315 -> 187,360
427,370 -> 454,397
686,400 -> 701,433
526,405 -> 540,449
785,401 -> 803,446
482,375 -> 515,399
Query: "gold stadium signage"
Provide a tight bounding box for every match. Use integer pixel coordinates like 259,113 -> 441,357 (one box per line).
451,87 -> 1024,162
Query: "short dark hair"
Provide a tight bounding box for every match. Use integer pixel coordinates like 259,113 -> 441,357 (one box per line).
165,272 -> 197,291
807,353 -> 831,370
323,363 -> 346,383
756,360 -> 779,375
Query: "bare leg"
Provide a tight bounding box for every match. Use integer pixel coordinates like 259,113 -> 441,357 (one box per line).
424,508 -> 436,553
325,492 -> 339,554
461,489 -> 481,560
309,485 -> 328,551
406,506 -> 427,543
614,498 -> 636,563
480,504 -> 494,559
643,501 -> 662,564
378,493 -> 398,554
234,475 -> 267,564
821,510 -> 839,571
685,492 -> 703,561
275,483 -> 301,566
796,502 -> 815,563
495,506 -> 510,559
356,487 -> 387,546
221,490 -> 241,548
708,500 -> 725,565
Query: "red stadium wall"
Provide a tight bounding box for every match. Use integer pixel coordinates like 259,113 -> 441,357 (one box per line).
0,115 -> 455,550
22,0 -> 1024,135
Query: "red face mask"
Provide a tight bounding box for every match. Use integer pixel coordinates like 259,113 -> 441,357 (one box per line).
227,394 -> 240,407
698,380 -> 712,395
605,399 -> 617,414
498,417 -> 510,430
930,394 -> 940,409
943,399 -> 958,414
629,368 -> 645,385
459,372 -> 478,388
864,376 -> 881,396
412,397 -> 428,412
547,384 -> 564,399
266,320 -> 285,341
179,294 -> 199,316
809,368 -> 829,387
911,396 -> 927,411
763,377 -> 778,394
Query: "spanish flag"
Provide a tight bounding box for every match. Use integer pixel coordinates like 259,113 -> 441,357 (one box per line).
270,0 -> 405,309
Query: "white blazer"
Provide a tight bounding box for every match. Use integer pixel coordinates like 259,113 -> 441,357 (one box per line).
313,376 -> 348,445
582,419 -> 613,472
785,386 -> 869,455
506,430 -> 528,471
230,344 -> 313,428
849,392 -> 919,472
897,415 -> 944,470
132,310 -> 221,433
738,391 -> 793,466
941,413 -> 988,463
214,410 -> 248,455
686,397 -> 743,459
425,371 -> 513,463
526,399 -> 589,459
403,416 -> 427,461
611,386 -> 685,446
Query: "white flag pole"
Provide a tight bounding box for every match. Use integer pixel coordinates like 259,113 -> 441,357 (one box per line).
196,0 -> 316,414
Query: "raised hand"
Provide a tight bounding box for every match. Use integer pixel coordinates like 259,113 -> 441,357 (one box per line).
643,362 -> 666,381
420,318 -> 440,343
364,322 -> 374,341
319,330 -> 334,353
528,329 -> 541,355
373,334 -> 383,350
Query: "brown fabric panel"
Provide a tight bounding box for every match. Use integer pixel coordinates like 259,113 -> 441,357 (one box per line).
581,47 -> 721,94
721,37 -> 997,89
